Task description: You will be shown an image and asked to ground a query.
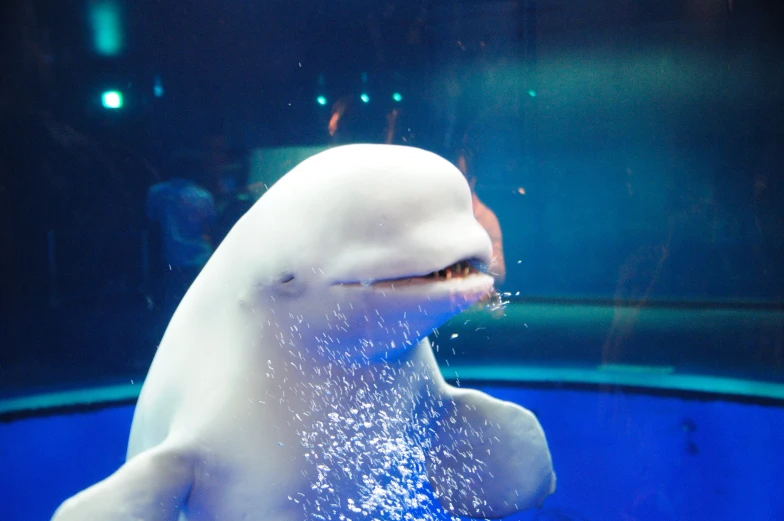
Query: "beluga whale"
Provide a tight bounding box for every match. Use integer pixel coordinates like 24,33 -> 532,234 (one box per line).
52,144 -> 555,521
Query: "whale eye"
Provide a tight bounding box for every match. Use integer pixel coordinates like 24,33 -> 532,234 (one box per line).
273,272 -> 305,297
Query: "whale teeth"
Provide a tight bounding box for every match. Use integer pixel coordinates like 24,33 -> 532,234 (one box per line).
427,259 -> 483,280
341,259 -> 485,286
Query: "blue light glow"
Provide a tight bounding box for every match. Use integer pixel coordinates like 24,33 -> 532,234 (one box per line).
89,0 -> 124,56
153,76 -> 164,98
317,95 -> 327,106
528,90 -> 537,97
101,91 -> 123,109
392,92 -> 402,102
360,93 -> 370,103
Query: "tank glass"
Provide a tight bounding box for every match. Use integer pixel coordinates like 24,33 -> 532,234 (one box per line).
1,0 -> 783,520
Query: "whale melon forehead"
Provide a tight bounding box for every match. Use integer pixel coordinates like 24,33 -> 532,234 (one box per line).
250,144 -> 476,251
220,144 -> 490,290
271,144 -> 470,209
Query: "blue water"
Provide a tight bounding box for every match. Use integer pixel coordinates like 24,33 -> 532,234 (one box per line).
3,386 -> 783,521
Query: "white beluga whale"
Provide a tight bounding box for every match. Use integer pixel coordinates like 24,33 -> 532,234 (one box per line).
52,144 -> 555,521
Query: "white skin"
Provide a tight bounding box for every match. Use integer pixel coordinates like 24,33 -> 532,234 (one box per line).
52,145 -> 555,521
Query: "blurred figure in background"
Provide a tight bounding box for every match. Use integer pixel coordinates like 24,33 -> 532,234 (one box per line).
214,148 -> 255,245
455,140 -> 506,285
328,95 -> 358,144
385,107 -> 400,144
383,106 -> 418,146
145,153 -> 216,316
328,92 -> 414,145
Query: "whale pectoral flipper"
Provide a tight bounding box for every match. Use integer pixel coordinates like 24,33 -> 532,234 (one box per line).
51,445 -> 194,521
427,388 -> 556,519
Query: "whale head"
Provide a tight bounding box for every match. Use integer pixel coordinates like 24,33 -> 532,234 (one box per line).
208,144 -> 495,365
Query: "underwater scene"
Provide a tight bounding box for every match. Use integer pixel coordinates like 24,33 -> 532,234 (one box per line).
1,0 -> 783,520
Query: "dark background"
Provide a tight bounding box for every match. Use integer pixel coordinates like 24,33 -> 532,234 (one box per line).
1,0 -> 783,394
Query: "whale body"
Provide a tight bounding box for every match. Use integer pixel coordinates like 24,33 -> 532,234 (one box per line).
52,144 -> 555,521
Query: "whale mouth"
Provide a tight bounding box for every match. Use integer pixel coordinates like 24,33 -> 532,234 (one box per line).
336,258 -> 489,288
404,258 -> 486,283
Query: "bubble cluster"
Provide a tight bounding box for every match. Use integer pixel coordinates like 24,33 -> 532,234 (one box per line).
293,366 -> 430,520
259,292 -> 511,520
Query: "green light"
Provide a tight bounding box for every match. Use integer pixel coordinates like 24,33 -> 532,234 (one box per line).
392,92 -> 402,102
360,93 -> 370,103
528,90 -> 537,97
89,0 -> 124,56
317,95 -> 327,106
101,90 -> 123,109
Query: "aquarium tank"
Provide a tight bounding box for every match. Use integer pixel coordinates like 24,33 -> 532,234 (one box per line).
1,0 -> 783,520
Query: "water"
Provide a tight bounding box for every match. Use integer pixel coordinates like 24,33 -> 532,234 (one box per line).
1,0 -> 783,520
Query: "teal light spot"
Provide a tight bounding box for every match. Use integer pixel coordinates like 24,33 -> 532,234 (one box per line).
316,95 -> 327,106
89,0 -> 124,56
392,92 -> 402,102
360,93 -> 370,103
153,76 -> 164,98
101,90 -> 123,109
528,89 -> 537,97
